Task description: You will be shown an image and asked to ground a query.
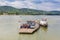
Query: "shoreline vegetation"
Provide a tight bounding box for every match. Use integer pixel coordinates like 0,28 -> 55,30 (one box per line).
0,6 -> 60,15
0,12 -> 60,15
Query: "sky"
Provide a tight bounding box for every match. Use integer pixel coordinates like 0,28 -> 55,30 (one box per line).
0,0 -> 60,11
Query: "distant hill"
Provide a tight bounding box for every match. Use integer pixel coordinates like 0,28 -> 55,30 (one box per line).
0,6 -> 20,15
0,6 -> 60,15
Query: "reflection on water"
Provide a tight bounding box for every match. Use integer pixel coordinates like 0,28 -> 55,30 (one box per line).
16,15 -> 60,40
0,15 -> 60,40
40,26 -> 48,40
40,26 -> 48,32
19,25 -> 48,40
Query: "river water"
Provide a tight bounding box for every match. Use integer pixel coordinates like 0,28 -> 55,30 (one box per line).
0,15 -> 60,40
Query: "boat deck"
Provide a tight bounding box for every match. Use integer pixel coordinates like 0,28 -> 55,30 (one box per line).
19,20 -> 48,34
19,23 -> 40,34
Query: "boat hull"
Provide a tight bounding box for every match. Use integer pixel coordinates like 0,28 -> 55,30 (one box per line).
40,24 -> 48,27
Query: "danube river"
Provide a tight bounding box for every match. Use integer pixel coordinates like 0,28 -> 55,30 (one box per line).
0,15 -> 60,40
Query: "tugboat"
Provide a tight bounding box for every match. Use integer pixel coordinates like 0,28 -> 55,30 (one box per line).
40,18 -> 48,27
19,21 -> 40,34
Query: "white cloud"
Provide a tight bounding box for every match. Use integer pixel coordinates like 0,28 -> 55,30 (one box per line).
36,2 -> 60,11
0,0 -> 6,6
0,0 -> 60,11
0,0 -> 11,6
10,1 -> 25,8
36,2 -> 54,11
9,0 -> 36,9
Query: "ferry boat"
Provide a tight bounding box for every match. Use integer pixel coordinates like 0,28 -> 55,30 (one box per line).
19,21 -> 40,34
40,18 -> 48,27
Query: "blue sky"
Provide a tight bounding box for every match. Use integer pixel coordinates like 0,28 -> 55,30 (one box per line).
0,0 -> 60,11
